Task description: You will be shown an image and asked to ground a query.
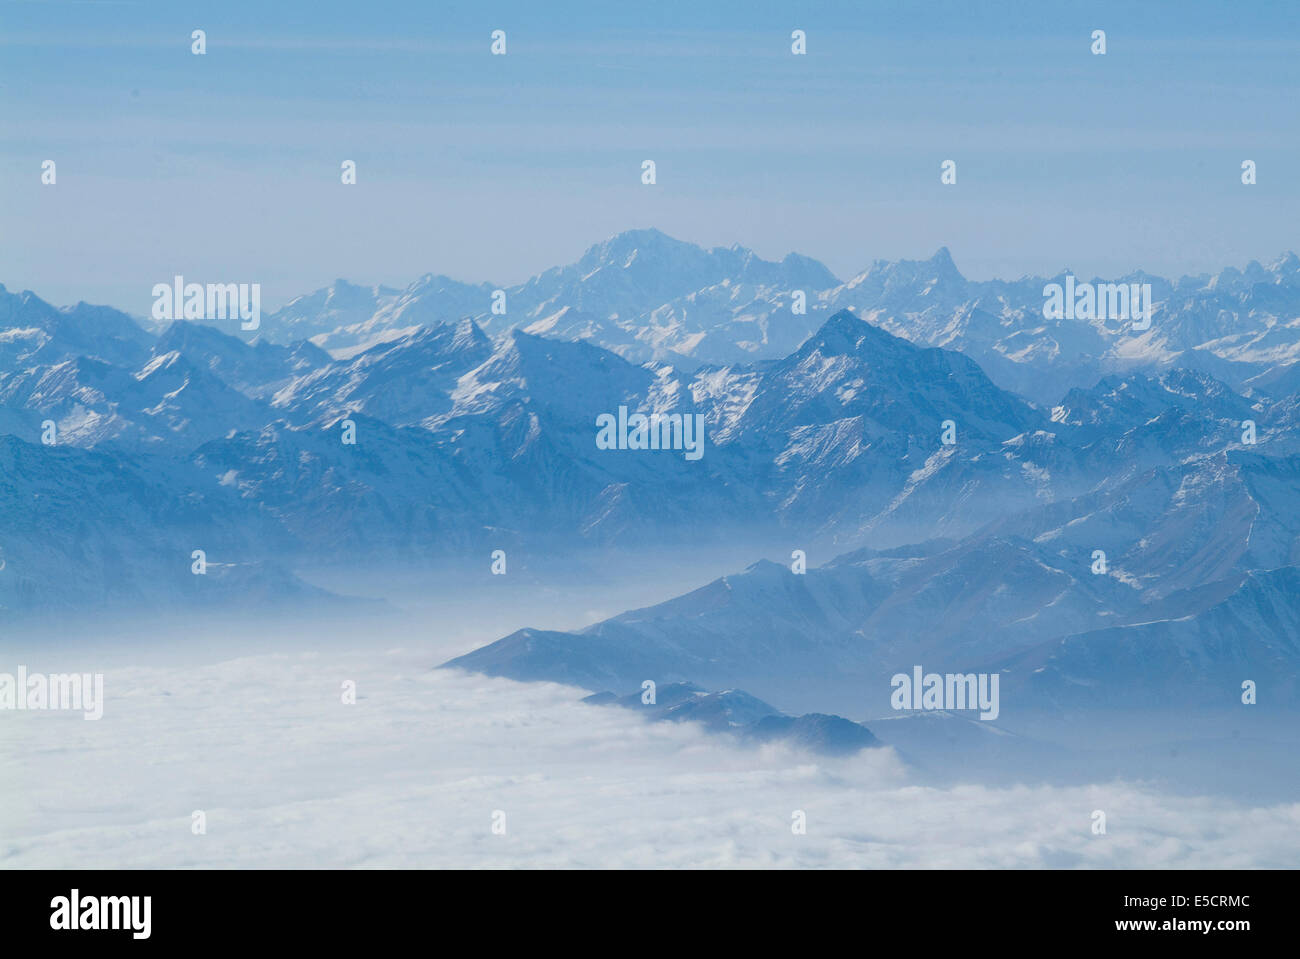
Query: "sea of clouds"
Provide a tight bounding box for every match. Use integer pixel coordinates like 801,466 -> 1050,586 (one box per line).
3,643 -> 1298,869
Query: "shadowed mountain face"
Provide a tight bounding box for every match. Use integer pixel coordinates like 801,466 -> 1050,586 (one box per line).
0,284 -> 153,370
443,447 -> 1300,717
580,681 -> 881,756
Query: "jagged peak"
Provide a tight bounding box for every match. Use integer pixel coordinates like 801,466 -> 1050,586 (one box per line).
1269,251 -> 1300,272
582,227 -> 683,261
929,246 -> 956,268
807,308 -> 906,350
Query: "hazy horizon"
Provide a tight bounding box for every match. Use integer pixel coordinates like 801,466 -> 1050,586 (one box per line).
6,226 -> 1300,318
4,0 -> 1297,313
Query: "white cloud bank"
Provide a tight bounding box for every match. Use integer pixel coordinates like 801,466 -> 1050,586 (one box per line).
2,648 -> 1297,868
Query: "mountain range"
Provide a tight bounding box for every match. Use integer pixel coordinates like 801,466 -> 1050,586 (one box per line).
3,229 -> 1299,718
259,228 -> 1300,405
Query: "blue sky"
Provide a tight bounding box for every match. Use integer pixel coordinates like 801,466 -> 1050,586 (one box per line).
2,0 -> 1298,313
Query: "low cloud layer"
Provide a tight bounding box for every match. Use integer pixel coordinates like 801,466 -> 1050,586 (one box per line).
2,648 -> 1297,868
